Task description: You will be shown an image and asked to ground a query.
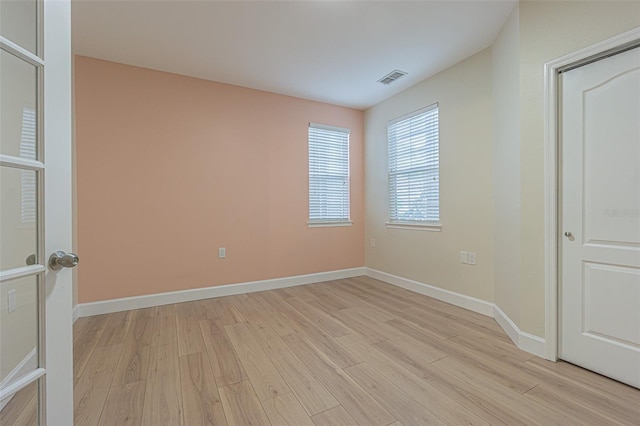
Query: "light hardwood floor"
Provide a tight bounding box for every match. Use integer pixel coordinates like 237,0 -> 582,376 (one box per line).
69,276 -> 640,426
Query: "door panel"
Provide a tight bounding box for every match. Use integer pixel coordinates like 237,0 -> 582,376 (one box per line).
583,66 -> 640,246
561,45 -> 640,388
0,166 -> 38,270
0,380 -> 39,425
0,0 -> 37,54
583,262 -> 640,347
0,276 -> 38,381
0,49 -> 38,159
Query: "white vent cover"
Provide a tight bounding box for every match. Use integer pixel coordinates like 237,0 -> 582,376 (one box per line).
378,70 -> 407,85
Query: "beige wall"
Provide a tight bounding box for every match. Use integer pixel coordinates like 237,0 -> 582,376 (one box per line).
74,56 -> 364,303
517,0 -> 640,336
364,49 -> 495,303
492,5 -> 522,327
365,1 -> 639,340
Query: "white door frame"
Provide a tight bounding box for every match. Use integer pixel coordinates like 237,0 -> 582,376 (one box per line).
544,27 -> 640,361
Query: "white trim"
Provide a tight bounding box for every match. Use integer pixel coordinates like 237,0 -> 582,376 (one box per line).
385,222 -> 442,232
0,36 -> 44,66
76,267 -> 366,318
0,154 -> 45,171
365,268 -> 546,358
0,265 -> 46,283
544,27 -> 640,361
72,305 -> 79,324
309,122 -> 350,134
0,348 -> 38,411
388,103 -> 438,127
308,221 -> 353,228
365,268 -> 493,316
0,369 -> 45,410
493,305 -> 546,358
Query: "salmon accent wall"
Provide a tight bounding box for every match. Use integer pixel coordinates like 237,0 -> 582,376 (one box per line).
74,56 -> 364,303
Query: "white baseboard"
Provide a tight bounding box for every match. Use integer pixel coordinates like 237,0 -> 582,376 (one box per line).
493,305 -> 546,358
0,348 -> 37,411
75,267 -> 366,318
365,268 -> 546,358
365,268 -> 495,316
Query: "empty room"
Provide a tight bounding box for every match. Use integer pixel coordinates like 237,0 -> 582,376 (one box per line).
1,0 -> 639,424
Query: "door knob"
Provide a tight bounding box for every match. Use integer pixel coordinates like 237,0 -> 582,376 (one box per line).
49,251 -> 79,270
564,232 -> 573,238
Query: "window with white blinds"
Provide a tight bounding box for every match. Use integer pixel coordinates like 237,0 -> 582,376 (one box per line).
388,104 -> 439,225
308,123 -> 351,225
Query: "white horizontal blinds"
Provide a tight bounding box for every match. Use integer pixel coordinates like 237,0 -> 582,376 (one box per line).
388,104 -> 439,223
20,107 -> 37,224
309,123 -> 350,222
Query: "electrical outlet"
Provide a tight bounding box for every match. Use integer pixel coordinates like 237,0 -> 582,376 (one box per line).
468,252 -> 476,265
8,289 -> 16,313
218,247 -> 226,259
370,238 -> 376,248
460,251 -> 468,264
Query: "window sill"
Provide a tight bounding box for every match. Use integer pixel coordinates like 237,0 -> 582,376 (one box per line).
385,222 -> 442,231
308,221 -> 353,228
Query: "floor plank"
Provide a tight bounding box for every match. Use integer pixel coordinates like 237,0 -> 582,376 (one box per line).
282,332 -> 396,426
218,381 -> 271,426
74,343 -> 123,426
344,362 -> 446,425
151,305 -> 177,346
311,405 -> 358,426
73,314 -> 110,380
249,323 -> 339,416
261,393 -> 314,426
98,381 -> 146,426
337,333 -> 490,426
141,342 -> 183,426
199,319 -> 247,387
179,351 -> 227,426
112,315 -> 153,386
175,302 -> 206,356
224,322 -> 291,401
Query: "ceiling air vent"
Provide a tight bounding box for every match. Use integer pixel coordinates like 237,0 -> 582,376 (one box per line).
378,70 -> 407,85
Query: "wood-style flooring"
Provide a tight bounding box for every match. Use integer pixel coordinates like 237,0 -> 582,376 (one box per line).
69,276 -> 639,425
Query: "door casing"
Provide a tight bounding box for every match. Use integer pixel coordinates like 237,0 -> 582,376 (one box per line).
544,27 -> 640,361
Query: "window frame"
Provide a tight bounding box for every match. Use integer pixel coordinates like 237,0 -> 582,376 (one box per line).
307,122 -> 352,228
386,104 -> 441,231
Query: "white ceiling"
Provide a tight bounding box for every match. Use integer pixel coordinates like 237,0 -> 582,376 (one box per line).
72,1 -> 516,110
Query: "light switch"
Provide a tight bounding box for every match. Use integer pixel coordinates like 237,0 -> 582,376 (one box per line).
8,289 -> 16,313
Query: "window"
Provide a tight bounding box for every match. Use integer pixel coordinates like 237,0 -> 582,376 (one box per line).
388,104 -> 439,226
308,123 -> 351,226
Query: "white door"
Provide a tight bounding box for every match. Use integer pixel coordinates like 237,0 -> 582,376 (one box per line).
560,45 -> 640,389
0,0 -> 74,424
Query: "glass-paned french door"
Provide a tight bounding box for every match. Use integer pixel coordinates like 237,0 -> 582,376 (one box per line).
0,0 -> 46,424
